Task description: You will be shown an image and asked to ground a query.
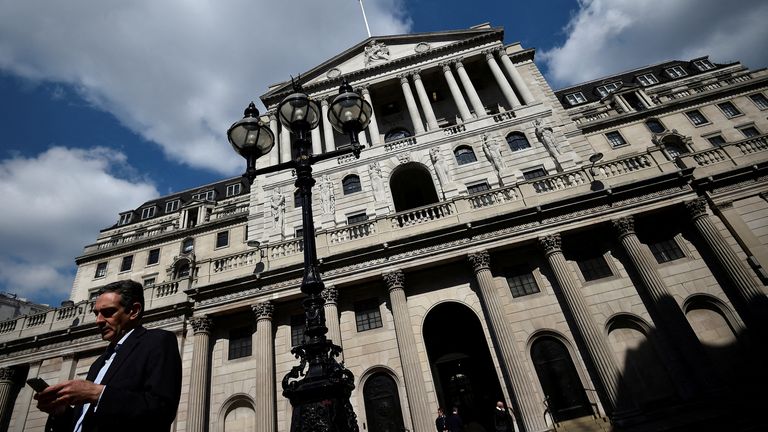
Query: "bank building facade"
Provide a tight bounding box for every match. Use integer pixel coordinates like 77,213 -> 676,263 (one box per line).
1,23 -> 767,432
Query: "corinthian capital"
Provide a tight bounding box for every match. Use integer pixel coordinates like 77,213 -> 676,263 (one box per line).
538,234 -> 562,255
612,216 -> 635,238
383,270 -> 405,290
321,286 -> 339,304
190,316 -> 213,334
0,367 -> 18,383
467,250 -> 491,273
685,198 -> 709,220
252,301 -> 275,321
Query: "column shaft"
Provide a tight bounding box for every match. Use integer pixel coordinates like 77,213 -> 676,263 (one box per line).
399,75 -> 425,134
322,286 -> 343,357
412,72 -> 439,130
485,51 -> 521,109
468,252 -> 547,432
280,127 -> 292,163
441,63 -> 473,122
0,367 -> 18,431
383,271 -> 432,432
455,61 -> 486,117
188,317 -> 213,432
539,235 -> 623,413
311,125 -> 322,155
321,100 -> 336,151
269,115 -> 279,166
361,87 -> 381,145
253,302 -> 276,432
498,50 -> 535,105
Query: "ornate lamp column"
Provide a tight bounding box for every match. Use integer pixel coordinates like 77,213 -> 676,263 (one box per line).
467,251 -> 547,432
253,302 -> 276,432
382,270 -> 432,432
188,316 -> 213,432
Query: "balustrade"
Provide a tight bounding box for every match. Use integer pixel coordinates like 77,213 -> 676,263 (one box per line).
383,136 -> 417,152
530,171 -> 587,194
596,154 -> 653,177
213,250 -> 259,273
468,187 -> 519,209
391,202 -> 454,228
329,221 -> 376,244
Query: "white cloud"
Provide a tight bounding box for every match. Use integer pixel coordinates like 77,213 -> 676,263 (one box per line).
0,147 -> 158,303
540,0 -> 768,88
0,0 -> 411,174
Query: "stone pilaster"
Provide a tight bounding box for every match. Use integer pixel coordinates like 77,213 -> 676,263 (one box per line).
269,114 -> 279,166
497,49 -> 535,105
411,71 -> 439,130
455,60 -> 486,117
252,302 -> 276,432
383,270 -> 432,432
188,316 -> 213,432
398,74 -> 425,134
361,86 -> 380,145
484,50 -> 521,109
440,62 -> 473,122
467,251 -> 547,432
322,286 -> 343,354
321,99 -> 336,151
0,367 -> 19,430
539,234 -> 624,413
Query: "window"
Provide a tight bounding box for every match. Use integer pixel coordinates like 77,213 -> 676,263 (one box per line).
454,146 -> 477,165
645,119 -> 666,133
146,248 -> 160,265
384,127 -> 411,142
294,228 -> 304,238
347,212 -> 369,225
216,231 -> 229,248
685,110 -> 709,126
606,131 -> 628,148
342,175 -> 362,195
290,315 -> 305,347
119,255 -> 133,272
182,238 -> 194,254
467,182 -> 490,194
707,135 -> 726,146
649,239 -> 685,263
565,92 -> 586,105
636,73 -> 658,86
718,101 -> 741,118
693,59 -> 715,71
192,190 -> 215,201
623,93 -> 647,111
94,262 -> 107,278
577,255 -> 613,281
118,213 -> 133,226
596,82 -> 621,98
665,66 -> 687,78
176,262 -> 191,278
739,126 -> 760,138
228,327 -> 252,360
355,299 -> 383,332
141,207 -> 156,220
165,200 -> 180,213
506,132 -> 531,151
226,183 -> 242,197
506,265 -> 540,298
143,277 -> 155,287
293,190 -> 302,208
523,168 -> 548,180
750,93 -> 768,110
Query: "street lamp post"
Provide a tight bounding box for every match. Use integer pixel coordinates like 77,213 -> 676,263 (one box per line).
227,80 -> 372,432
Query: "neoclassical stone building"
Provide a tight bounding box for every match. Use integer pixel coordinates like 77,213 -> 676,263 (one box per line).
1,23 -> 767,432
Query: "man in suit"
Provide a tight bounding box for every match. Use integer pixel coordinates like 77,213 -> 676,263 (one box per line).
35,280 -> 182,432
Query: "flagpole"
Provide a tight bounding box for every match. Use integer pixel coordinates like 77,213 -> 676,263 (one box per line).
358,0 -> 372,38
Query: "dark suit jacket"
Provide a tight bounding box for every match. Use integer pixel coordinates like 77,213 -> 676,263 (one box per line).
46,326 -> 182,432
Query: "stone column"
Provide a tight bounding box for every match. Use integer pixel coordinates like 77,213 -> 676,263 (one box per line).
539,234 -> 623,413
361,86 -> 381,145
0,367 -> 19,430
441,62 -> 473,122
399,74 -> 425,134
253,302 -> 276,432
320,99 -> 336,152
269,114 -> 279,166
612,216 -> 713,398
455,60 -> 486,117
686,198 -> 768,334
497,49 -> 535,105
311,123 -> 323,155
322,286 -> 343,353
467,251 -> 547,432
411,71 -> 439,130
188,316 -> 213,432
484,50 -> 521,109
383,270 -> 432,432
280,126 -> 292,163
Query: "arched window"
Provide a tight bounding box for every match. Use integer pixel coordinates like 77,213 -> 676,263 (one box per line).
175,260 -> 191,279
646,119 -> 666,133
506,132 -> 531,151
384,127 -> 411,143
454,145 -> 477,165
294,190 -> 302,208
181,238 -> 194,254
342,175 -> 362,195
363,373 -> 405,432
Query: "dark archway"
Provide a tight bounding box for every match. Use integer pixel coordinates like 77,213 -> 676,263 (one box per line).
363,372 -> 405,432
389,163 -> 439,212
424,302 -> 503,432
530,336 -> 592,422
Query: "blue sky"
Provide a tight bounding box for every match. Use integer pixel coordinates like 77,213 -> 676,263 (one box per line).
1,0 -> 767,306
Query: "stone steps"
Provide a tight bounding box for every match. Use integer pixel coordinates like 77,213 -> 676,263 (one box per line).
554,415 -> 612,432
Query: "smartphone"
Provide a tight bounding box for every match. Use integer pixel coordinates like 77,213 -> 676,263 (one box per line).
26,377 -> 49,392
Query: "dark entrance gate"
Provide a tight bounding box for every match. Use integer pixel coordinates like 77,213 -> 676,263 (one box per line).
530,336 -> 592,421
363,372 -> 405,432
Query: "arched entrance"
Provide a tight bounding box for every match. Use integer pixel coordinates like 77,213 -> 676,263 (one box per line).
424,302 -> 503,432
530,336 -> 591,421
363,372 -> 406,432
389,163 -> 439,212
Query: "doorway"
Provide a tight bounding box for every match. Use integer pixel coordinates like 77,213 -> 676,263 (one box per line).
363,372 -> 406,432
530,336 -> 592,421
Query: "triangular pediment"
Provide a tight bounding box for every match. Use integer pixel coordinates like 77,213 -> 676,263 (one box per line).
261,26 -> 503,105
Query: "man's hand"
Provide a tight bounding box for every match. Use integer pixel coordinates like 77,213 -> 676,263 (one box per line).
34,380 -> 104,413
